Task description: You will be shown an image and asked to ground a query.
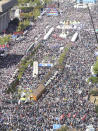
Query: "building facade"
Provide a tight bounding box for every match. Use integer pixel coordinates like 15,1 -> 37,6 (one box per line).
0,0 -> 17,33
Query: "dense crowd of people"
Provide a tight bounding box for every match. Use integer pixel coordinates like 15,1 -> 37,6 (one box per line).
0,0 -> 98,130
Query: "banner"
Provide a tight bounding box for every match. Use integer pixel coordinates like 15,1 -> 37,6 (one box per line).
39,63 -> 53,67
47,8 -> 58,16
53,124 -> 61,130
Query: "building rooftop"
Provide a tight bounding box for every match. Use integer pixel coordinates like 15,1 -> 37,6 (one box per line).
0,0 -> 17,12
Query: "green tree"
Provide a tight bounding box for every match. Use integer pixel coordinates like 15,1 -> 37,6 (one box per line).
95,105 -> 98,114
0,35 -> 11,45
17,20 -> 30,31
57,126 -> 69,131
33,8 -> 40,19
20,12 -> 33,19
93,61 -> 98,75
18,0 -> 30,4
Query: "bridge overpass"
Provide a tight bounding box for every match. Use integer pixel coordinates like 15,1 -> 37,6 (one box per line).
0,0 -> 17,33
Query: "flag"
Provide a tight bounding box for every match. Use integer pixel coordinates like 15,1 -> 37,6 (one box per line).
67,113 -> 71,118
60,114 -> 64,120
81,114 -> 86,121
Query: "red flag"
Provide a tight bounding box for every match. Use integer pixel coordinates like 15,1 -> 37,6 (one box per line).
60,114 -> 64,120
73,113 -> 77,118
81,114 -> 86,121
52,34 -> 57,38
67,113 -> 71,118
6,44 -> 9,48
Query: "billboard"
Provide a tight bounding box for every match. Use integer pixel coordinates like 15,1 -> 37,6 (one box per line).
77,0 -> 96,3
47,8 -> 58,16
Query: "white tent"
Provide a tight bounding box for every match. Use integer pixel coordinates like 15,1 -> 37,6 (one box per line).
44,27 -> 54,40
71,32 -> 78,42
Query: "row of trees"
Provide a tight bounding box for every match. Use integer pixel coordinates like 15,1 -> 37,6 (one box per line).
17,0 -> 51,31
18,0 -> 51,5
7,43 -> 41,94
90,89 -> 98,96
89,58 -> 98,83
93,60 -> 98,76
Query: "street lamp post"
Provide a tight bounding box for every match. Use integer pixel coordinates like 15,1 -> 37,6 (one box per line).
87,4 -> 98,44
58,0 -> 60,8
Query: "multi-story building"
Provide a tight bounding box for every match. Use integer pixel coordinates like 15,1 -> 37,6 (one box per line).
0,0 -> 17,33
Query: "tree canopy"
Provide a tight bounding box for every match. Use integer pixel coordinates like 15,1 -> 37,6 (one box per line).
93,61 -> 98,75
